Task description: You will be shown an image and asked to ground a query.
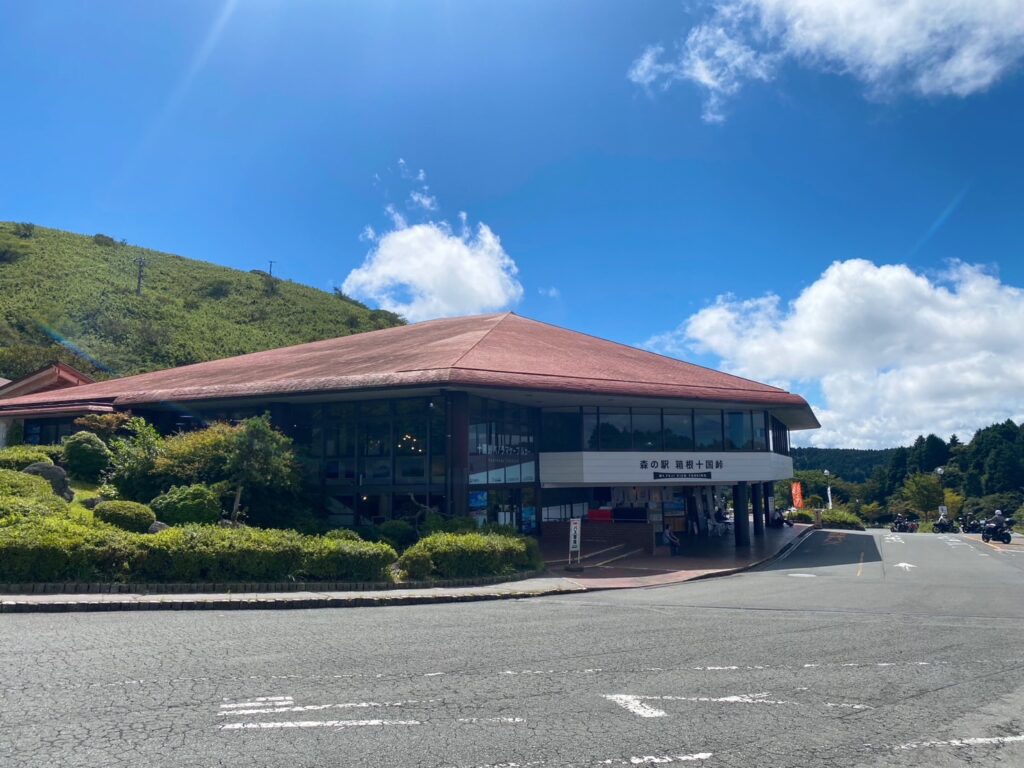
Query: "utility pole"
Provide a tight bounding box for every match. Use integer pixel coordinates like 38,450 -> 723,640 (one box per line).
268,260 -> 276,278
135,256 -> 148,296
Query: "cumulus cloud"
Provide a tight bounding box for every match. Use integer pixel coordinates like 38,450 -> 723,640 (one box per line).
342,220 -> 523,323
645,260 -> 1024,448
631,0 -> 1024,121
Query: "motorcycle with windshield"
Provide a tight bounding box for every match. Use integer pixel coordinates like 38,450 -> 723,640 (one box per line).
981,518 -> 1015,545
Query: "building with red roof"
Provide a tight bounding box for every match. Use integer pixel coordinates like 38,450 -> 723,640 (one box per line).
0,313 -> 818,547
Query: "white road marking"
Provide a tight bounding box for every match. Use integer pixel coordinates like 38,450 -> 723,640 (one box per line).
219,719 -> 420,730
825,702 -> 874,710
889,734 -> 1024,751
424,672 -> 445,677
216,700 -> 428,716
456,717 -> 525,724
604,695 -> 668,718
220,697 -> 294,709
893,562 -> 917,571
788,573 -> 816,578
601,752 -> 713,765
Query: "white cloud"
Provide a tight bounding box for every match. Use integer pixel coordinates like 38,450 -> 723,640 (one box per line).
631,1 -> 1024,121
538,286 -> 561,299
645,259 -> 1024,448
342,219 -> 523,322
409,190 -> 439,211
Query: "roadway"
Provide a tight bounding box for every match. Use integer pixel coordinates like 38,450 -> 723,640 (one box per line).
2,529 -> 1023,767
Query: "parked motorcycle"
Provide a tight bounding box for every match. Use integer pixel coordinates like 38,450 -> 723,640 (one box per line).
890,518 -> 918,533
957,516 -> 982,534
932,517 -> 955,533
981,518 -> 1015,545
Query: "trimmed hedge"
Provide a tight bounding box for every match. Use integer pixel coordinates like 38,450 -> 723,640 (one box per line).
378,519 -> 417,550
150,484 -> 221,525
787,509 -> 865,530
0,447 -> 54,471
0,517 -> 398,583
94,501 -> 156,533
401,532 -> 542,579
0,493 -> 68,518
63,431 -> 111,482
397,548 -> 434,580
324,528 -> 362,542
0,469 -> 55,500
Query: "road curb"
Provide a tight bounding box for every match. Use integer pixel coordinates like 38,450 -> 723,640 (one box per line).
0,584 -> 588,613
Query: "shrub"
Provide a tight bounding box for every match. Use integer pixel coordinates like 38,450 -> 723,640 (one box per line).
402,532 -> 542,579
136,526 -> 397,583
0,447 -> 54,471
423,513 -> 478,535
92,233 -> 116,246
822,509 -> 866,530
13,222 -> 35,239
63,431 -> 111,482
0,493 -> 68,519
0,516 -> 143,582
94,501 -> 156,533
0,468 -> 55,500
107,418 -> 164,502
354,523 -> 381,542
378,519 -> 417,551
300,538 -> 398,582
324,528 -> 362,542
32,444 -> 66,466
73,412 -> 132,442
787,510 -> 815,524
150,484 -> 221,525
397,548 -> 434,580
202,278 -> 232,299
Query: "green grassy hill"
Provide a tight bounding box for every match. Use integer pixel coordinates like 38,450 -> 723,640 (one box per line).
0,222 -> 402,380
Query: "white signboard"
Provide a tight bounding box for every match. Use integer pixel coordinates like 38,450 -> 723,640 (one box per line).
569,518 -> 581,553
938,505 -> 948,516
539,451 -> 794,486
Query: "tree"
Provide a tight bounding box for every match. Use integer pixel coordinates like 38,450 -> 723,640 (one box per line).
13,222 -> 35,239
74,412 -> 133,442
225,414 -> 297,521
942,488 -> 964,519
900,473 -> 944,520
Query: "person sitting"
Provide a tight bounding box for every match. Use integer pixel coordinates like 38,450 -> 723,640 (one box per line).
663,524 -> 681,555
770,507 -> 794,528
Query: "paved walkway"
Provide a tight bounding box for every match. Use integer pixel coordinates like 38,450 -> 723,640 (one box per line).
0,525 -> 811,613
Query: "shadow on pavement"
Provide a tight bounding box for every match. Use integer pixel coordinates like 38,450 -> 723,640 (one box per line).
758,529 -> 882,571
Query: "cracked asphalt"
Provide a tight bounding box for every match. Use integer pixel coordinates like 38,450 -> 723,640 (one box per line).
2,529 -> 1023,767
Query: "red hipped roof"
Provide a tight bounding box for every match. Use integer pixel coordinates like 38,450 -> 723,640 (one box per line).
0,313 -> 818,428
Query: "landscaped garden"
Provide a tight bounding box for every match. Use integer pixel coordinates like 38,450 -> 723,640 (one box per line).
0,414 -> 541,585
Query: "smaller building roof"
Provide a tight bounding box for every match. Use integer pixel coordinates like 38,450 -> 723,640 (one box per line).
0,361 -> 95,400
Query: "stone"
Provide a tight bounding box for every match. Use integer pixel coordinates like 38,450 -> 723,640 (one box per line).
82,497 -> 101,510
148,521 -> 170,534
22,462 -> 74,502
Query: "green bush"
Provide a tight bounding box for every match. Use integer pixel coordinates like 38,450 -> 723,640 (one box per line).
63,431 -> 111,482
94,501 -> 156,533
423,512 -> 478,535
0,493 -> 68,519
0,468 -> 55,500
136,525 -> 396,582
0,516 -> 143,582
397,548 -> 434,580
324,528 -> 362,542
0,447 -> 54,471
33,444 -> 66,466
150,484 -> 221,525
378,519 -> 417,550
785,509 -> 865,530
402,532 -> 542,579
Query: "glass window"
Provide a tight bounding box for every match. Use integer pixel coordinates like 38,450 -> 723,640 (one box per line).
429,397 -> 446,484
394,400 -> 427,485
725,411 -> 753,451
752,411 -> 768,451
630,408 -> 662,451
663,409 -> 694,451
694,409 -> 724,451
540,409 -> 582,452
598,408 -> 631,451
360,401 -> 391,483
583,407 -> 599,450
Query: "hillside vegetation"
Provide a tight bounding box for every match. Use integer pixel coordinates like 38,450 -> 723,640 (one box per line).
0,223 -> 401,379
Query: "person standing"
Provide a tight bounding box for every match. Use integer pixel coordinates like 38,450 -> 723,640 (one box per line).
663,524 -> 680,556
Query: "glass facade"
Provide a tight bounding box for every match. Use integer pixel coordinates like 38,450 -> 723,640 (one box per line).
539,406 -> 785,454
468,396 -> 537,486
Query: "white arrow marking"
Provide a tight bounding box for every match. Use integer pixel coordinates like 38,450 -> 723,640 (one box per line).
893,562 -> 917,571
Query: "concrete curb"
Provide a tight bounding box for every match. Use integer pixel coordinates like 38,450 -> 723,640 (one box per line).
0,585 -> 587,613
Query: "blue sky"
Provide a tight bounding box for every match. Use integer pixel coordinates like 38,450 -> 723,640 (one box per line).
2,1 -> 1024,447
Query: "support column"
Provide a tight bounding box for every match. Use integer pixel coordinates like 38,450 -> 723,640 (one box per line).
763,482 -> 774,528
447,391 -> 470,519
751,483 -> 764,536
733,482 -> 750,546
